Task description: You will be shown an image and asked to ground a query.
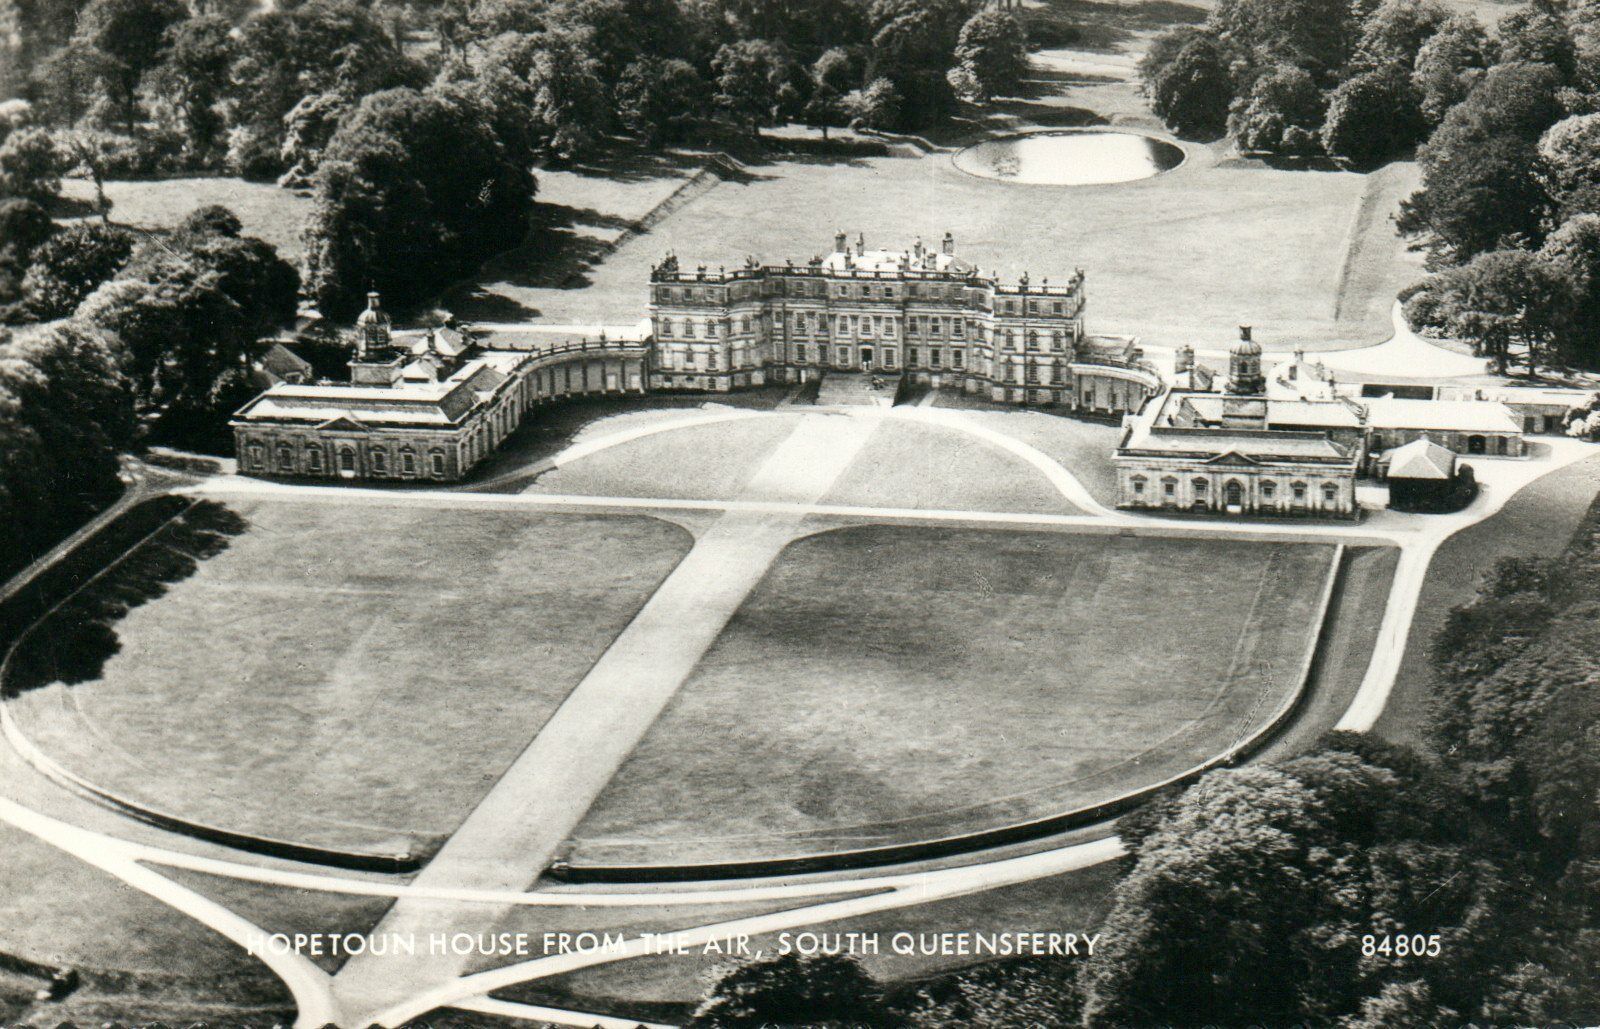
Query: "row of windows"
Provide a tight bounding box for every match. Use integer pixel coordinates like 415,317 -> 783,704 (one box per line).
247,441 -> 449,477
1129,476 -> 1342,503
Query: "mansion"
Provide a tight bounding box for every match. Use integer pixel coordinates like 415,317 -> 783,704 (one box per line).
233,234 -> 1165,483
648,232 -> 1161,414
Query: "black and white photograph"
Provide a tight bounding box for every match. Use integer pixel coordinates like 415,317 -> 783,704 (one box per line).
0,0 -> 1598,1024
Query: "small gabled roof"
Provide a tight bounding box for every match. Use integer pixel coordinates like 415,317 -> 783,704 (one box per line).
1386,438 -> 1456,480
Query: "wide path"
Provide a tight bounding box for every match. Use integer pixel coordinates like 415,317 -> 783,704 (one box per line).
330,410 -> 880,1024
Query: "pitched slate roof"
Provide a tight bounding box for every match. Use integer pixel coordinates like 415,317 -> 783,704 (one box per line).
1385,438 -> 1456,480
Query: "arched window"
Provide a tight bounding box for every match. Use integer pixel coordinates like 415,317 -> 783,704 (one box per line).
338,448 -> 356,473
247,442 -> 265,468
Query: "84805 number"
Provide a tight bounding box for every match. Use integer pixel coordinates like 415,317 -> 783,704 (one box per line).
1362,933 -> 1441,958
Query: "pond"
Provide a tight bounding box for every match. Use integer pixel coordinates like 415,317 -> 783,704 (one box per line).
953,130 -> 1186,185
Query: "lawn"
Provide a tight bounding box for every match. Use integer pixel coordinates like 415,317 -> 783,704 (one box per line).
569,527 -> 1337,866
58,176 -> 312,262
517,408 -> 1081,514
464,136 -> 1423,352
6,498 -> 692,857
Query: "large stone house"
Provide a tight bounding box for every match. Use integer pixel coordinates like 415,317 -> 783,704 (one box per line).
647,231 -> 1162,414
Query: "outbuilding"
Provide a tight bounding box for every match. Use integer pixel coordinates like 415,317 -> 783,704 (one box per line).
1382,438 -> 1476,513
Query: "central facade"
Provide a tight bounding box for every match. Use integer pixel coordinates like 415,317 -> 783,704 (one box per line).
648,231 -> 1160,413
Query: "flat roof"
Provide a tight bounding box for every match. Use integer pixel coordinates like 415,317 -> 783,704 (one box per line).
1364,397 -> 1521,433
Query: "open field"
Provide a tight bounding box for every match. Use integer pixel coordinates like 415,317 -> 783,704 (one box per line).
58,176 -> 312,262
570,527 -> 1337,866
7,498 -> 692,855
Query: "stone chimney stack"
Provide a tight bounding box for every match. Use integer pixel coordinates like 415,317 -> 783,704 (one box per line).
913,237 -> 924,259
942,231 -> 955,256
834,229 -> 847,254
1176,344 -> 1195,374
1239,325 -> 1252,343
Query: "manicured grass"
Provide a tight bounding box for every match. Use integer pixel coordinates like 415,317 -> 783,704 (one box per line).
510,406 -> 1083,514
821,416 -> 1077,514
928,395 -> 1125,506
571,527 -> 1336,865
58,176 -> 312,262
1377,452 -> 1600,749
468,133 -> 1423,352
523,412 -> 805,502
8,498 -> 692,855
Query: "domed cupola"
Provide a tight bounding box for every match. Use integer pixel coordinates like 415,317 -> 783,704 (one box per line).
354,291 -> 392,356
1226,324 -> 1265,395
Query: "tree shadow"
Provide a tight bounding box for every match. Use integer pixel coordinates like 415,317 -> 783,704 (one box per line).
1026,0 -> 1210,53
5,500 -> 250,695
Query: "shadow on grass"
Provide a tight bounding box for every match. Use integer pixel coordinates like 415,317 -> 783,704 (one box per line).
463,388 -> 795,492
1026,0 -> 1209,52
4,500 -> 248,695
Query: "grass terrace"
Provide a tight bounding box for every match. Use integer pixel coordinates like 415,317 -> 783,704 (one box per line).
5,498 -> 692,858
570,526 -> 1339,867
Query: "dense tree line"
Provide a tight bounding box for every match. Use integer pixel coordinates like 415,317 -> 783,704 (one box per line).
1395,3 -> 1600,373
1140,0 -> 1491,164
1,0 -> 1030,178
682,512 -> 1600,1025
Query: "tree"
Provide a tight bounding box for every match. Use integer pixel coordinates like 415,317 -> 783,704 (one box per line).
1541,214 -> 1600,366
302,86 -> 535,319
1080,742 -> 1509,1027
616,57 -> 705,144
524,31 -> 611,158
690,952 -> 888,1027
1210,0 -> 1356,80
0,126 -> 64,203
947,8 -> 1027,102
1538,113 -> 1600,217
1229,63 -> 1324,154
1140,28 -> 1232,138
1413,249 -> 1576,373
76,204 -> 296,432
713,39 -> 793,138
848,76 -> 901,130
1497,4 -> 1576,78
0,320 -> 136,560
150,14 -> 235,161
1321,65 -> 1423,165
227,0 -> 425,177
277,91 -> 356,189
1353,0 -> 1449,71
1398,63 -> 1566,265
74,0 -> 187,132
1412,16 -> 1494,127
26,41 -> 105,128
20,220 -> 134,319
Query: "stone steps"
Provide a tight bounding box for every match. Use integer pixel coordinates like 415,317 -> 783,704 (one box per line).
815,372 -> 895,407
